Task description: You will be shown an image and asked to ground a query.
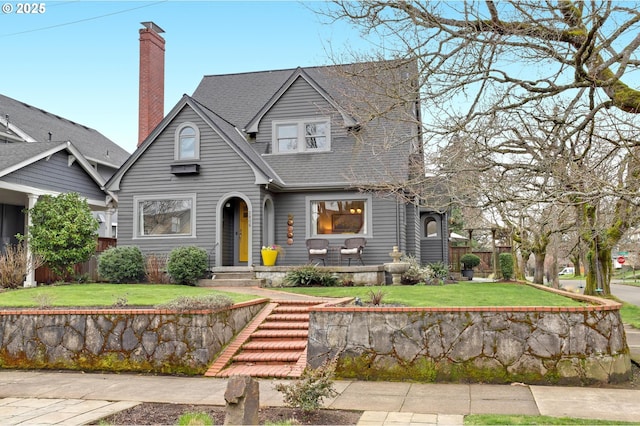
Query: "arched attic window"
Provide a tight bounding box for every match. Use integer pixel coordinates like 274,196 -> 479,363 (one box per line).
175,122 -> 200,160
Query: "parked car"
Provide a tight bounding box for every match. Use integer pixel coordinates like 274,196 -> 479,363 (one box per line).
559,267 -> 575,275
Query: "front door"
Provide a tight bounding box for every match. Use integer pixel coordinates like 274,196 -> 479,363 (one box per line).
238,200 -> 248,262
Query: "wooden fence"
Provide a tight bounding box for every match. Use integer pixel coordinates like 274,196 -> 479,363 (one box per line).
450,246 -> 512,277
35,237 -> 117,284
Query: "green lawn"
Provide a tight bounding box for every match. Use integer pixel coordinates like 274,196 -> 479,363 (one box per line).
273,282 -> 585,307
621,302 -> 640,329
0,284 -> 256,308
465,414 -> 638,425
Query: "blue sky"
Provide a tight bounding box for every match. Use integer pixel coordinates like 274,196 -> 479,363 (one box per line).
1,1 -> 371,153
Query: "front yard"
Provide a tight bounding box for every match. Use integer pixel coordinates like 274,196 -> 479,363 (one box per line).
271,282 -> 586,307
0,284 -> 254,308
0,282 -> 587,308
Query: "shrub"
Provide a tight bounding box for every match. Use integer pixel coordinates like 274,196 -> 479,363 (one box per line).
499,252 -> 514,281
0,243 -> 43,289
429,261 -> 450,281
167,246 -> 208,285
283,265 -> 339,287
275,358 -> 338,412
145,253 -> 169,283
98,246 -> 145,283
155,294 -> 234,311
368,289 -> 386,305
460,253 -> 481,269
21,192 -> 98,278
401,255 -> 441,285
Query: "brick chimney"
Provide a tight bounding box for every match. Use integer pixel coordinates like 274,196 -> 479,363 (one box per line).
138,21 -> 165,146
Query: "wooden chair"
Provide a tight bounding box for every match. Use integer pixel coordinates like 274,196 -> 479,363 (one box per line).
340,237 -> 366,266
306,238 -> 329,265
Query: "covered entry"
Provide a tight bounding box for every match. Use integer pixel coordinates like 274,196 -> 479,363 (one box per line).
220,196 -> 251,266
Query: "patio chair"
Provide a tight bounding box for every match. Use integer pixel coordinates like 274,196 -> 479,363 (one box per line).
306,238 -> 330,265
340,237 -> 366,266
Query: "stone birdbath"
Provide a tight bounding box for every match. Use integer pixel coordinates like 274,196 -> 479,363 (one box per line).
383,246 -> 409,285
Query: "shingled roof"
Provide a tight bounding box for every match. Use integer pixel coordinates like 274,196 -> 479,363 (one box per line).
0,94 -> 129,169
191,61 -> 420,189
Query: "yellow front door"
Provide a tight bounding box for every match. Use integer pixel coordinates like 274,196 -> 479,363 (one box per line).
239,200 -> 249,262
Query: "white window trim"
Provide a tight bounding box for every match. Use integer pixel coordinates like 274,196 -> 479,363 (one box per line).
305,194 -> 372,239
133,193 -> 197,239
272,118 -> 331,154
174,122 -> 201,161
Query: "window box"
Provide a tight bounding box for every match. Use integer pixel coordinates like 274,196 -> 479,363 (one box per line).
171,163 -> 200,175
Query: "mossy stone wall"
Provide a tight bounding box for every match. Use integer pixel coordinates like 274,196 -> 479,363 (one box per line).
307,290 -> 630,385
0,300 -> 267,374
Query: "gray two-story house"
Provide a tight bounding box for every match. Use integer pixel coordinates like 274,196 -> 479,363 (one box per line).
106,61 -> 448,269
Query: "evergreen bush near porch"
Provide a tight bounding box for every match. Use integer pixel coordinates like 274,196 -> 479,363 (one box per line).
167,246 -> 208,285
283,265 -> 339,287
499,252 -> 514,281
98,246 -> 145,283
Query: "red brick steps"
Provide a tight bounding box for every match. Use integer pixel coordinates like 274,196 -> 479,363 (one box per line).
204,300 -> 322,378
242,340 -> 307,351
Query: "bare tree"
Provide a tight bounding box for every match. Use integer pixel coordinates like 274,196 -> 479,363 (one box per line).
318,1 -> 640,295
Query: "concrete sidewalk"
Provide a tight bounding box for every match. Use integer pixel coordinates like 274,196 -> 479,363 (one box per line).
1,370 -> 640,425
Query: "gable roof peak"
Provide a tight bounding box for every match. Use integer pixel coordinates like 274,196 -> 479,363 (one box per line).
243,66 -> 358,134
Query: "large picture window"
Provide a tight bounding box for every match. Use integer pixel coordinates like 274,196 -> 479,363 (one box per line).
134,195 -> 196,237
273,119 -> 330,154
310,199 -> 367,236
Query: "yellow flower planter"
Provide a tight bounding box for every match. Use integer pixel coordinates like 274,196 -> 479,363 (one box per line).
261,249 -> 278,266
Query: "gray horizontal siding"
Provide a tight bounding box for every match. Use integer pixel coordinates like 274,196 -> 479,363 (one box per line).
254,77 -> 365,185
420,212 -> 449,266
271,192 -> 407,266
253,76 -> 412,187
117,106 -> 261,257
2,151 -> 105,200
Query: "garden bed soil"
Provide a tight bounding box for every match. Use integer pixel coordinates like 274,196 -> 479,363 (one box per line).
97,403 -> 362,425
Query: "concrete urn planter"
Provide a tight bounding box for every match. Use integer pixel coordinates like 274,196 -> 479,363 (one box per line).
384,262 -> 409,285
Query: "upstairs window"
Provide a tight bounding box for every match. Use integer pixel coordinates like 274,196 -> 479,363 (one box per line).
273,119 -> 330,154
175,123 -> 200,160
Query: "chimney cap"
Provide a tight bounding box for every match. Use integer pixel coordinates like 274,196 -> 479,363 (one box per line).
140,21 -> 165,33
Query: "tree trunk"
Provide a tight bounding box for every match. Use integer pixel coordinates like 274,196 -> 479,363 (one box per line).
533,252 -> 545,284
516,249 -> 531,281
585,237 -> 612,296
570,254 -> 581,277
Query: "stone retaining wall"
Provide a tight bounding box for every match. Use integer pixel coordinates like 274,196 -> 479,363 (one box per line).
307,285 -> 631,385
0,299 -> 267,374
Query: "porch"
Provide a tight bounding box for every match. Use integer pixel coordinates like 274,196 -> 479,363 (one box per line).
200,265 -> 386,288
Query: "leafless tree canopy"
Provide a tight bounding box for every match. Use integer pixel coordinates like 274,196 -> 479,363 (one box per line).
318,1 -> 640,293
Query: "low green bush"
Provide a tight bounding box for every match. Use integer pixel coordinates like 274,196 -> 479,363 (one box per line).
401,256 -> 447,285
156,294 -> 234,311
167,246 -> 208,285
98,246 -> 145,283
275,358 -> 338,412
460,253 -> 481,269
283,265 -> 339,287
401,255 -> 429,284
499,252 -> 514,280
